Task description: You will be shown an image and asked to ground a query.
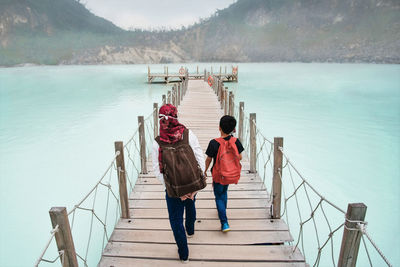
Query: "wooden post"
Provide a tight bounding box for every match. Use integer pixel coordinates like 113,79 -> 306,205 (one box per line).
178,84 -> 181,106
235,65 -> 239,82
211,66 -> 213,75
153,103 -> 158,137
174,86 -> 177,106
175,84 -> 179,106
239,102 -> 244,141
166,66 -> 169,76
229,91 -> 234,116
220,89 -> 224,110
167,91 -> 171,104
249,113 -> 257,173
114,142 -> 130,219
338,203 -> 367,267
224,88 -> 228,115
197,66 -> 199,74
219,82 -> 224,109
181,83 -> 184,101
225,66 -> 227,74
162,94 -> 166,106
147,66 -> 151,83
204,69 -> 206,82
174,85 -> 177,106
272,137 -> 283,219
49,207 -> 78,267
220,66 -> 222,75
138,116 -> 147,174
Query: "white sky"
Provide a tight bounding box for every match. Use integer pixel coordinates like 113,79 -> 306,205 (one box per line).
83,0 -> 236,30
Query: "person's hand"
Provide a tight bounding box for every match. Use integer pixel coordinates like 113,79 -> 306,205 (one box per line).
188,191 -> 198,200
180,195 -> 189,201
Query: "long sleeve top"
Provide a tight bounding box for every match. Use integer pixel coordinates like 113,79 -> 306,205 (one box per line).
152,130 -> 205,188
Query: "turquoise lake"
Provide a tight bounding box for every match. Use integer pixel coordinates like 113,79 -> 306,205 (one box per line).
0,63 -> 399,266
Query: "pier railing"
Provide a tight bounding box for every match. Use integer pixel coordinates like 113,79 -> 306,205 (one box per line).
34,74 -> 189,266
210,75 -> 392,267
147,65 -> 238,83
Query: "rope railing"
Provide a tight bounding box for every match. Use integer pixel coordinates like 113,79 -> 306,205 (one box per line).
35,107 -> 157,266
233,97 -> 392,267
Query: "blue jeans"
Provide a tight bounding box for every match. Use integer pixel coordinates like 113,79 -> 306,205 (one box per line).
165,191 -> 196,260
213,182 -> 229,225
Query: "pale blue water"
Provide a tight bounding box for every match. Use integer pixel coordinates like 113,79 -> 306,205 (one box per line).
0,63 -> 399,266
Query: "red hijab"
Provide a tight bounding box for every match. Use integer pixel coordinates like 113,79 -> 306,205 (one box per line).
158,104 -> 186,173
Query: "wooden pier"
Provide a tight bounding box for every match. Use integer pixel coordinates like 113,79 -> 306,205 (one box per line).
36,66 -> 383,267
147,66 -> 238,83
98,80 -> 306,266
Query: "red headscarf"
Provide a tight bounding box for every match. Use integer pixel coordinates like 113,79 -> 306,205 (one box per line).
158,104 -> 186,173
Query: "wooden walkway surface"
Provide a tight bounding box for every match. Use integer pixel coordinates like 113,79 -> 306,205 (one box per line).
99,80 -> 306,266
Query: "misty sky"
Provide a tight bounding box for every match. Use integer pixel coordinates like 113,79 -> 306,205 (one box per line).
84,0 -> 236,30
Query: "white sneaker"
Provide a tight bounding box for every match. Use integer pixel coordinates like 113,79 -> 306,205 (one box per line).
181,259 -> 189,264
187,234 -> 194,238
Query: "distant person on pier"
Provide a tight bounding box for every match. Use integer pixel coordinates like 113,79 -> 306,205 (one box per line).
204,115 -> 243,232
152,104 -> 206,263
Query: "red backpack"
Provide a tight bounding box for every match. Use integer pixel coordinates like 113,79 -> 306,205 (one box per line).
212,137 -> 242,185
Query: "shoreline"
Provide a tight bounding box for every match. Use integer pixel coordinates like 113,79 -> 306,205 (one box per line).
1,60 -> 399,68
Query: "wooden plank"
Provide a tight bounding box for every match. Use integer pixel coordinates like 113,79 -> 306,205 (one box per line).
102,243 -> 305,262
116,218 -> 289,231
129,198 -> 269,209
110,229 -> 292,244
135,175 -> 265,185
130,190 -> 269,200
99,257 -> 308,267
133,183 -> 266,192
129,208 -> 270,219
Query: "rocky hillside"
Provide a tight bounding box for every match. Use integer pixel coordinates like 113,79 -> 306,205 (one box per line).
175,0 -> 400,63
1,0 -> 399,65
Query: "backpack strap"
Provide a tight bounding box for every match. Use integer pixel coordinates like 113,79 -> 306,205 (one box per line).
229,136 -> 237,144
155,136 -> 162,146
215,136 -> 236,145
214,137 -> 224,145
183,129 -> 189,144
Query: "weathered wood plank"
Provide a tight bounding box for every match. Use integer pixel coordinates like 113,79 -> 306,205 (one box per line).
129,198 -> 269,209
129,208 -> 270,219
102,243 -> 305,262
116,218 -> 289,231
135,175 -> 264,185
99,257 -> 308,267
110,229 -> 292,244
133,183 -> 266,192
130,190 -> 269,199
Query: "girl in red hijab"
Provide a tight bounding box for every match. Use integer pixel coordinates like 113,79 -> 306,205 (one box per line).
152,104 -> 205,263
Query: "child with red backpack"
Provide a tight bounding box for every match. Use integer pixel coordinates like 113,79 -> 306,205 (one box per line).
204,115 -> 244,232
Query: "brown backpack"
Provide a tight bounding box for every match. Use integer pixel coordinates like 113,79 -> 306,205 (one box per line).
155,129 -> 206,198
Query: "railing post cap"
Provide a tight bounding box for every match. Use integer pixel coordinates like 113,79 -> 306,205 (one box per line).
348,203 -> 367,208
49,207 -> 66,213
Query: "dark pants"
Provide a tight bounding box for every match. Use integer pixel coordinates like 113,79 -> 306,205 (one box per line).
213,182 -> 229,225
165,191 -> 196,260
